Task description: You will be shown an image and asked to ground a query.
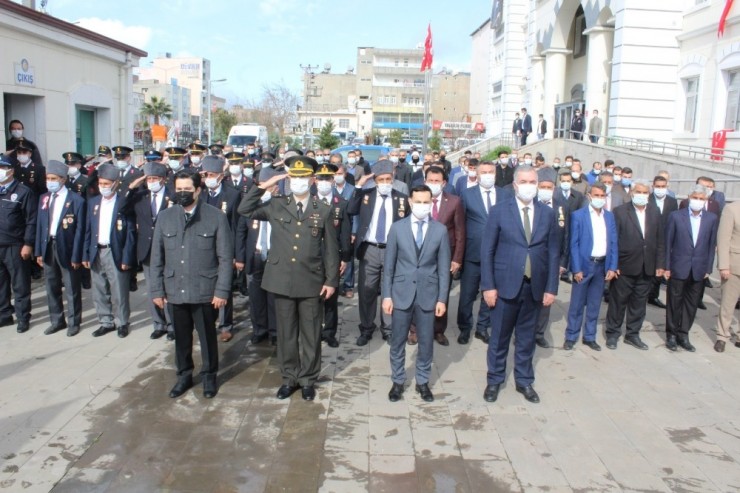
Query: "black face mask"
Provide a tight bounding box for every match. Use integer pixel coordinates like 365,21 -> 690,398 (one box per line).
412,157 -> 420,164
399,157 -> 407,163
173,191 -> 196,207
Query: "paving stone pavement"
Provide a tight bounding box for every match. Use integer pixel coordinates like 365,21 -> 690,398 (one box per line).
1,274 -> 740,492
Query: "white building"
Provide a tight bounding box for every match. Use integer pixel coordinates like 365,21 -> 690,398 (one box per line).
133,79 -> 192,135
1,0 -> 146,159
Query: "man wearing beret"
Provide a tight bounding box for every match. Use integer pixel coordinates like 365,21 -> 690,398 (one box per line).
35,160 -> 86,336
238,155 -> 339,401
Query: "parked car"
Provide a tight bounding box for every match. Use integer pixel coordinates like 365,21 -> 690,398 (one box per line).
400,139 -> 414,151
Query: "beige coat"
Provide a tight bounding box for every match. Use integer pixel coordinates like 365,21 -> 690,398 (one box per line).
717,201 -> 740,275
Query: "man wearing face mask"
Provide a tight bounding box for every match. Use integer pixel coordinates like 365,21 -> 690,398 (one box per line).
332,161 -> 359,298
82,163 -> 136,339
223,152 -> 253,195
398,150 -> 409,166
12,139 -> 47,197
557,170 -> 586,213
63,152 -> 89,197
570,109 -> 585,140
0,156 -> 37,333
647,175 -> 678,308
209,144 -> 224,157
495,152 -> 514,188
151,170 -> 233,399
598,171 -> 628,211
238,156 -> 339,401
389,149 -> 413,191
6,120 -> 43,168
604,180 -> 665,351
343,150 -> 364,186
664,185 -> 718,352
111,146 -> 144,191
569,159 -> 588,195
163,147 -> 187,191
454,158 -> 480,196
35,160 -> 86,337
184,142 -> 207,171
347,160 -> 410,346
411,155 -> 434,187
620,167 -> 634,195
586,161 -> 603,185
438,151 -> 451,175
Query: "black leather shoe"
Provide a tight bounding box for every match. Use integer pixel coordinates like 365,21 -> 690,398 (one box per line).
535,336 -> 550,349
624,336 -> 648,350
677,337 -> 696,352
457,332 -> 470,344
704,278 -> 713,288
381,332 -> 390,341
203,375 -> 218,399
0,317 -> 15,328
697,301 -> 707,310
150,329 -> 168,340
563,340 -> 575,350
474,331 -> 490,344
560,274 -> 572,284
648,298 -> 667,309
606,337 -> 618,350
388,383 -> 404,402
67,326 -> 80,337
169,377 -> 193,398
516,384 -> 540,403
583,340 -> 602,351
356,334 -> 371,346
44,323 -> 67,335
666,335 -> 678,352
323,335 -> 339,348
415,383 -> 434,402
166,331 -> 175,341
92,326 -> 115,337
483,384 -> 500,403
301,385 -> 316,401
276,384 -> 298,400
714,340 -> 726,353
117,325 -> 129,338
16,321 -> 30,334
250,333 -> 268,344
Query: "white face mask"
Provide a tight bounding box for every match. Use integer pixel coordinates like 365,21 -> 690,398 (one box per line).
10,129 -> 23,139
411,203 -> 431,220
689,199 -> 706,212
260,192 -> 272,203
516,183 -> 538,202
560,182 -> 572,192
99,186 -> 115,198
147,181 -> 163,193
632,193 -> 649,207
316,180 -> 333,195
116,160 -> 128,169
67,166 -> 81,178
500,158 -> 509,165
168,160 -> 181,170
571,171 -> 581,180
605,184 -> 613,195
653,188 -> 667,198
479,173 -> 496,189
377,183 -> 393,196
290,177 -> 310,195
467,169 -> 477,178
538,189 -> 554,203
243,167 -> 254,178
205,177 -> 220,189
524,159 -> 533,166
426,183 -> 443,197
334,175 -> 345,185
705,188 -> 714,198
0,169 -> 10,182
191,156 -> 201,165
347,158 -> 357,166
590,197 -> 606,210
316,155 -> 325,163
229,165 -> 242,176
390,156 -> 399,164
17,154 -> 31,165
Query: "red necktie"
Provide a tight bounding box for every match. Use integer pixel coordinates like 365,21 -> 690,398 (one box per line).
432,198 -> 439,220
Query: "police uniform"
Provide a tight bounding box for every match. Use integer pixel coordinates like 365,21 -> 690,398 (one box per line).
223,152 -> 254,195
112,145 -> 144,191
13,138 -> 47,197
238,156 -> 339,400
0,155 -> 37,332
35,160 -> 86,336
63,152 -> 90,197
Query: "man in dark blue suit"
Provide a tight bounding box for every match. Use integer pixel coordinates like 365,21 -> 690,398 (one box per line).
457,161 -> 509,344
480,166 -> 560,404
35,160 -> 86,336
520,108 -> 533,145
664,184 -> 719,352
564,183 -> 618,351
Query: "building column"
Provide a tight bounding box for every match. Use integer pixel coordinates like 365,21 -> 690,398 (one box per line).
529,56 -> 545,120
542,49 -> 570,127
584,26 -> 614,129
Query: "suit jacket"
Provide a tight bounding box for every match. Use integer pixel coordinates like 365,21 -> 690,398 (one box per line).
35,190 -> 86,268
713,190 -> 726,213
394,164 -> 413,189
15,161 -> 47,196
334,183 -> 358,235
665,208 -> 718,281
537,119 -> 547,135
461,185 -> 510,264
66,174 -> 89,197
608,185 -> 629,211
562,188 -> 585,212
649,193 -> 678,226
543,193 -> 571,269
717,201 -> 740,275
200,185 -> 241,232
347,187 -> 410,260
512,118 -> 522,134
240,217 -> 263,273
132,188 -> 173,264
238,186 -> 340,297
454,176 -> 478,196
521,113 -> 532,133
679,197 -> 721,217
569,205 -> 619,276
495,164 -> 514,188
83,193 -> 137,269
382,217 -> 451,311
320,192 -> 352,262
480,197 -> 560,301
150,201 -> 234,304
612,202 -> 665,277
223,174 -> 254,195
434,192 -> 466,265
118,166 -> 144,191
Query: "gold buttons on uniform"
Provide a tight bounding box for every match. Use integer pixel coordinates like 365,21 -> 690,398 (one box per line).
297,221 -> 302,226
291,258 -> 296,262
293,246 -> 298,250
295,234 -> 300,238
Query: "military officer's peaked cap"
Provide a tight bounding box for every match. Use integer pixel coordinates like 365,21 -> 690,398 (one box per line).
97,145 -> 112,156
144,149 -> 163,161
144,162 -> 168,178
224,151 -> 245,163
209,144 -> 224,154
112,145 -> 133,156
63,151 -> 84,163
97,163 -> 119,181
46,160 -> 69,178
285,156 -> 317,177
258,165 -> 280,183
165,146 -> 187,157
201,155 -> 225,174
187,143 -> 207,153
315,163 -> 338,176
14,138 -> 33,151
371,159 -> 393,178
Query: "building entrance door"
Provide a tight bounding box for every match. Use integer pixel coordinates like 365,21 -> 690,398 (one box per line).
3,93 -> 45,156
76,108 -> 95,155
554,102 -> 585,139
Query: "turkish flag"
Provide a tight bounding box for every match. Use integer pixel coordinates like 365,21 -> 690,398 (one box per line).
432,120 -> 443,130
719,0 -> 734,37
420,24 -> 433,72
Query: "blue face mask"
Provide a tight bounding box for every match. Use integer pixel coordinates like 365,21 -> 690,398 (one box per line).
622,178 -> 632,187
46,181 -> 62,193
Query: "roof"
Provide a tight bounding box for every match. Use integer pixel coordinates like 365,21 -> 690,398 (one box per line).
0,0 -> 148,58
470,18 -> 491,37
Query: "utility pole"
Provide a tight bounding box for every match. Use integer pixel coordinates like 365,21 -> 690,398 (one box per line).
300,64 -> 318,147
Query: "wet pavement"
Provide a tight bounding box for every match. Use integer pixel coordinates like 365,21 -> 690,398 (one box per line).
1,274 -> 740,492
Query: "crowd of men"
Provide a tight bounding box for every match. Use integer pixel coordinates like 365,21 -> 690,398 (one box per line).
2,118 -> 739,404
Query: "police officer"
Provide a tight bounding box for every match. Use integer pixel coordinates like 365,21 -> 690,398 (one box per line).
0,155 -> 37,333
82,163 -> 136,338
13,138 -> 47,197
35,160 -> 86,336
223,152 -> 252,195
238,156 -> 339,401
63,152 -> 89,197
151,170 -> 233,399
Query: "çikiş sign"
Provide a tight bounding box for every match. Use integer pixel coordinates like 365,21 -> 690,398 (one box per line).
14,59 -> 35,86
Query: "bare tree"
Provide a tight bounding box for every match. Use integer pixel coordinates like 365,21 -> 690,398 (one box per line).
257,82 -> 299,141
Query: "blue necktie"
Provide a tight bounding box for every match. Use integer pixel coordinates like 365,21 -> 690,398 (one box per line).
151,193 -> 158,219
485,190 -> 492,213
259,222 -> 269,261
415,220 -> 424,250
375,195 -> 388,243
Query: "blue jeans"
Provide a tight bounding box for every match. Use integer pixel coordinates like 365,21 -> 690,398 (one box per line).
565,260 -> 606,342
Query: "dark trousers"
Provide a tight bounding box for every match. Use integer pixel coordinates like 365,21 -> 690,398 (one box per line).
535,304 -> 551,339
666,277 -> 703,338
248,255 -> 277,338
342,256 -> 355,292
565,260 -> 605,342
520,132 -> 529,145
456,260 -> 491,336
43,240 -> 82,328
171,302 -> 218,377
649,276 -> 663,300
605,272 -> 651,339
486,280 -> 540,387
358,243 -> 389,336
217,290 -> 234,333
274,294 -> 322,387
322,288 -> 339,338
390,302 -> 434,385
143,261 -> 171,332
0,244 -> 31,322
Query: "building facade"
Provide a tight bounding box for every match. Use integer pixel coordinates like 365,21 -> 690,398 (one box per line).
133,78 -> 192,136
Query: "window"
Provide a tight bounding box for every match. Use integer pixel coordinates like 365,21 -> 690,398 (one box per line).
725,69 -> 740,130
573,9 -> 588,59
338,118 -> 349,129
403,58 -> 409,67
684,77 -> 699,132
312,118 -> 322,129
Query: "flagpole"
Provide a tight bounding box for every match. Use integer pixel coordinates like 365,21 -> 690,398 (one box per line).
423,69 -> 430,152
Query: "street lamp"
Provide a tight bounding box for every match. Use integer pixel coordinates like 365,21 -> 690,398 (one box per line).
207,78 -> 227,145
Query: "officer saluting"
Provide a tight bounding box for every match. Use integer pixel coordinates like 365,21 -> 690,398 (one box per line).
184,143 -> 207,171
63,152 -> 89,197
238,155 -> 339,401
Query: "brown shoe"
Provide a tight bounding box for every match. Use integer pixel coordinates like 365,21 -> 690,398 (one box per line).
344,290 -> 354,299
714,340 -> 726,353
219,331 -> 233,342
407,332 -> 418,345
434,333 -> 450,346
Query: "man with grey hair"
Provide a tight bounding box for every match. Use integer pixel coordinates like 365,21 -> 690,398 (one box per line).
604,179 -> 665,350
663,184 -> 719,352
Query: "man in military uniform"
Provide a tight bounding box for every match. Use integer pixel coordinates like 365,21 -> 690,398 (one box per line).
12,138 -> 47,197
209,144 -> 224,156
112,146 -> 144,190
238,156 -> 339,401
163,147 -> 187,190
63,152 -> 89,197
35,160 -> 86,336
151,170 -> 233,399
0,155 -> 37,333
314,163 -> 351,348
223,152 -> 253,195
184,143 -> 207,171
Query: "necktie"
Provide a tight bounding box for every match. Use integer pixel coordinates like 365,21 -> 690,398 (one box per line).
432,198 -> 439,220
49,192 -> 58,231
415,220 -> 424,250
259,221 -> 269,261
485,190 -> 492,213
375,195 -> 388,243
151,193 -> 158,218
297,201 -> 303,219
523,206 -> 532,278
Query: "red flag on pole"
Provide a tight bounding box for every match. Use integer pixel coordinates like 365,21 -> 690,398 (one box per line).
719,0 -> 734,37
420,24 -> 433,72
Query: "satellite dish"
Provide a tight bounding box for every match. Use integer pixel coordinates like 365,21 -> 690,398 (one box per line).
347,65 -> 354,73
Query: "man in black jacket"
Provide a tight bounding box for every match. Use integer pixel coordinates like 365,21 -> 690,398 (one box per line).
647,175 -> 678,308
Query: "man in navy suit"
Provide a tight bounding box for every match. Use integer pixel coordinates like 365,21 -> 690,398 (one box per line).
664,184 -> 719,352
564,182 -> 618,351
332,158 -> 358,298
35,160 -> 86,336
457,161 -> 510,344
481,166 -> 560,404
520,108 -> 533,145
83,163 -> 137,338
648,174 -> 678,308
383,185 -> 451,403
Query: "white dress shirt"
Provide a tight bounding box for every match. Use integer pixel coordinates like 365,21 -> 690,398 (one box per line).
654,196 -> 665,214
690,211 -> 702,247
634,206 -> 646,238
150,190 -> 165,217
49,187 -> 68,236
365,190 -> 393,243
256,220 -> 272,252
411,216 -> 429,243
98,194 -> 117,245
516,198 -> 535,236
589,205 -> 607,257
479,186 -> 496,212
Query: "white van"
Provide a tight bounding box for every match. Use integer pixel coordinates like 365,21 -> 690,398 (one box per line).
227,124 -> 269,152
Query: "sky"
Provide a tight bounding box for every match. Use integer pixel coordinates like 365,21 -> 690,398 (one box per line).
46,0 -> 493,106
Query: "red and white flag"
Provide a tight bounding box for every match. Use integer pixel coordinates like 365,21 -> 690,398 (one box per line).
719,0 -> 734,37
420,24 -> 433,72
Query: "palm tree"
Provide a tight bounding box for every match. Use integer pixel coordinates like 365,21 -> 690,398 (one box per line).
140,96 -> 173,125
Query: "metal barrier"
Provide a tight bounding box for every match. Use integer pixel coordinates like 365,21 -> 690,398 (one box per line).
667,178 -> 740,202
